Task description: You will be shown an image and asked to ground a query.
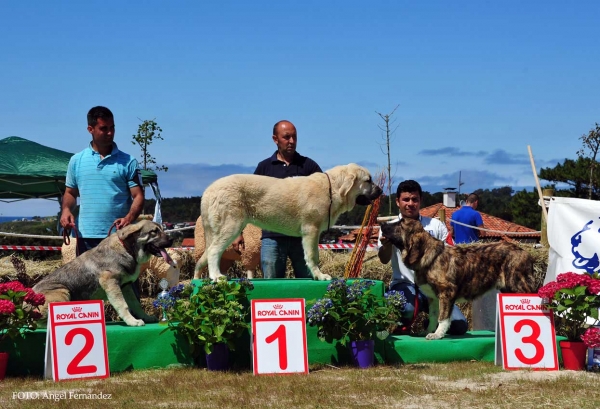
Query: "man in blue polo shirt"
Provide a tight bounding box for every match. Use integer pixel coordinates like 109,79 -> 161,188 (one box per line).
237,120 -> 322,279
60,106 -> 144,252
451,193 -> 484,244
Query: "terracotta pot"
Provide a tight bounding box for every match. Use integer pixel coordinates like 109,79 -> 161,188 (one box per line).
560,340 -> 587,370
0,352 -> 8,380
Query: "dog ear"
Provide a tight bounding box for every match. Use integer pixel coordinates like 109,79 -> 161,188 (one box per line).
117,222 -> 144,243
405,233 -> 425,265
339,171 -> 357,198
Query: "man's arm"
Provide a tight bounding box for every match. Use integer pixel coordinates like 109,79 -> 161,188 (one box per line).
114,185 -> 144,229
60,187 -> 79,229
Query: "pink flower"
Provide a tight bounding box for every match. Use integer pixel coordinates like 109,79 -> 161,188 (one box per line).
581,327 -> 600,349
0,299 -> 16,315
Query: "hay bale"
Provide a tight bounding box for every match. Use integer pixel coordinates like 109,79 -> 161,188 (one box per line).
193,215 -> 262,278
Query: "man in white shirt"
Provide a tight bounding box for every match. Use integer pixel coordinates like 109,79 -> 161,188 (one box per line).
378,180 -> 467,334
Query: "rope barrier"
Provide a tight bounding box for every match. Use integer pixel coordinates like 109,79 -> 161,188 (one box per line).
448,219 -> 541,235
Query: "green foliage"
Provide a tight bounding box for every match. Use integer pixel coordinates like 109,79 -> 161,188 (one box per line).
132,119 -> 168,173
306,279 -> 405,345
540,157 -> 600,199
577,123 -> 600,200
508,189 -> 541,230
163,277 -> 253,357
538,272 -> 600,341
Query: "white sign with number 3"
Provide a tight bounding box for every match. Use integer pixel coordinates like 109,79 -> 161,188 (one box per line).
495,294 -> 559,370
251,298 -> 308,375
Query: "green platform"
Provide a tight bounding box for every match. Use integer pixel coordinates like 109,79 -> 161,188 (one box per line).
385,331 -> 496,364
0,279 -> 566,376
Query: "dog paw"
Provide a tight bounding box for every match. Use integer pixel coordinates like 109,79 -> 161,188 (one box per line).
125,318 -> 146,327
209,273 -> 225,281
313,273 -> 332,281
425,332 -> 443,340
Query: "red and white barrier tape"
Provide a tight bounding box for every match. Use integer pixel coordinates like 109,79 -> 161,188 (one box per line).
2,243 -> 377,252
0,245 -> 62,251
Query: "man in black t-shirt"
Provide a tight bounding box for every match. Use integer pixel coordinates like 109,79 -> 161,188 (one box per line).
235,120 -> 322,278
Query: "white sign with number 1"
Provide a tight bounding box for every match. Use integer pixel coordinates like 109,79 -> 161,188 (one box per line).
251,298 -> 308,375
495,293 -> 559,370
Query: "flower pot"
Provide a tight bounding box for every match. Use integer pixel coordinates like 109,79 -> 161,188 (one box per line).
560,340 -> 587,370
0,352 -> 8,380
349,340 -> 375,369
205,343 -> 230,371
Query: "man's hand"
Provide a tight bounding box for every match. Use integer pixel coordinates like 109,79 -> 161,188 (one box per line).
114,215 -> 134,230
231,234 -> 245,253
60,211 -> 75,230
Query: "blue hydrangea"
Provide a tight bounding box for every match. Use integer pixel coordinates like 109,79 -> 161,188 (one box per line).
384,290 -> 407,311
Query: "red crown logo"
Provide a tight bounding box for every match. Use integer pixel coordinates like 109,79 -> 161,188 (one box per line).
520,299 -> 531,304
72,306 -> 83,312
273,304 -> 283,309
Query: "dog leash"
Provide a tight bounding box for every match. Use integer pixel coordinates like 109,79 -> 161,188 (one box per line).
63,224 -> 85,258
325,173 -> 332,231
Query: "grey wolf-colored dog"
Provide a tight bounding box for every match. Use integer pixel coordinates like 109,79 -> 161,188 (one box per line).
33,220 -> 174,327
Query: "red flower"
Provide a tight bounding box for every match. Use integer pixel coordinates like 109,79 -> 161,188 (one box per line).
24,289 -> 45,307
0,299 -> 16,315
581,327 -> 600,349
1,281 -> 27,293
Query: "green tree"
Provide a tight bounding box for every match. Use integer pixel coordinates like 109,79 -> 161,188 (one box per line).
132,119 -> 168,172
473,186 -> 514,221
509,189 -> 541,230
577,123 -> 600,199
539,157 -> 600,199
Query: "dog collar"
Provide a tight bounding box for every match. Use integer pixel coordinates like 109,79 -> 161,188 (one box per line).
118,237 -> 136,260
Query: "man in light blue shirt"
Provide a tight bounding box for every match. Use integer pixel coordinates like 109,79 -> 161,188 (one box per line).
60,106 -> 144,251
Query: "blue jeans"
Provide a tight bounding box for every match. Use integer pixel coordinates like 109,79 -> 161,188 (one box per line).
260,237 -> 312,279
390,282 -> 468,335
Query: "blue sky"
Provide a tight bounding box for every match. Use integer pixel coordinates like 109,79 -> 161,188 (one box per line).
1,1 -> 599,217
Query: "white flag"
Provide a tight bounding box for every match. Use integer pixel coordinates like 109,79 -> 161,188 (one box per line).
546,196 -> 600,284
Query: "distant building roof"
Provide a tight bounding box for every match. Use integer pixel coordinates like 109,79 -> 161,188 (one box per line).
420,203 -> 540,239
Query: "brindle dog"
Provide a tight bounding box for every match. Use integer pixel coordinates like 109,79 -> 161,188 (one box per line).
380,218 -> 536,340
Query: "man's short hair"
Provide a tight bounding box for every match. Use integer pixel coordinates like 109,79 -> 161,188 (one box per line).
466,193 -> 479,204
396,180 -> 422,198
87,106 -> 114,127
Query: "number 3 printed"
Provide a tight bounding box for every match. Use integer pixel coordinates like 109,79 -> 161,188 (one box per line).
514,319 -> 544,365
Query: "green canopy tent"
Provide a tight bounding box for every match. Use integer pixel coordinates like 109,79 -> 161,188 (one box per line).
0,136 -> 161,219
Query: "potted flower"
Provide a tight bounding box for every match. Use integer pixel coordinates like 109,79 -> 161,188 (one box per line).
0,281 -> 45,380
538,271 -> 600,369
162,277 -> 253,371
307,278 -> 405,368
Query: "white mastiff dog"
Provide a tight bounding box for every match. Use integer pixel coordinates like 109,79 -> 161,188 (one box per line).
195,163 -> 382,281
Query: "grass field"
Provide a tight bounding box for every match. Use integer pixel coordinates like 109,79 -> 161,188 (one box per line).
1,361 -> 599,409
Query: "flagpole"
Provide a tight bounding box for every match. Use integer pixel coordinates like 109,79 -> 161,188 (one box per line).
528,145 -> 549,223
